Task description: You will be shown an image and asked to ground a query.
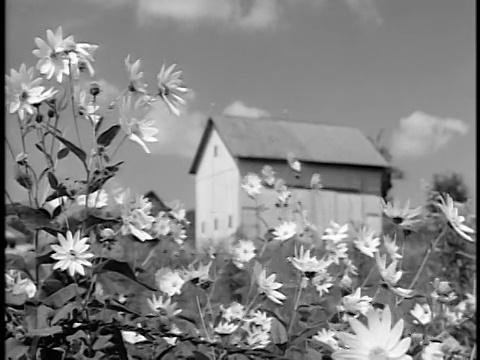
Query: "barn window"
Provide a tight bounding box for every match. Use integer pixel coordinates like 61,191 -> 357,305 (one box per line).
214,145 -> 218,157
228,215 -> 233,228
214,218 -> 218,230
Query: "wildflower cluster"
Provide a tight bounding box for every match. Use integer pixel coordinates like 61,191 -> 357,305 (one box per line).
4,27 -> 476,360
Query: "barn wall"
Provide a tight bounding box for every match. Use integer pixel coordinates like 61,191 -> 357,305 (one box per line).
239,189 -> 383,242
237,159 -> 385,195
195,130 -> 240,251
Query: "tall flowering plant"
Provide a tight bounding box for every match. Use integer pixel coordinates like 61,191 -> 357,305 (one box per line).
4,27 -> 477,360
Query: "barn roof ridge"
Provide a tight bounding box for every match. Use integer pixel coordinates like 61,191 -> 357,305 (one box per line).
189,115 -> 389,174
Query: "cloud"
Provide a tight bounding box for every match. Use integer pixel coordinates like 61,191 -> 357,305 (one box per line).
223,100 -> 270,118
391,111 -> 469,158
344,0 -> 383,26
80,0 -> 381,30
146,101 -> 207,157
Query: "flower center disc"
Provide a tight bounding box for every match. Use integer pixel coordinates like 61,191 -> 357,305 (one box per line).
369,347 -> 388,360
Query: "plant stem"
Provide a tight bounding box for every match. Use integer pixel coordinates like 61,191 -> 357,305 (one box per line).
361,264 -> 377,288
195,293 -> 210,342
68,60 -> 83,148
470,344 -> 476,360
407,227 -> 448,290
5,137 -> 16,161
111,134 -> 128,161
287,280 -> 303,335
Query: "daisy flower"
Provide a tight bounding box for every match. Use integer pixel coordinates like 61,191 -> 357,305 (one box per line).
244,326 -> 271,349
120,190 -> 155,242
75,88 -> 101,125
261,165 -> 275,186
272,221 -> 297,241
312,270 -> 334,297
147,294 -> 182,318
383,235 -> 403,261
76,189 -> 109,208
231,239 -> 256,268
156,63 -> 188,116
325,240 -> 349,265
170,222 -> 187,245
421,342 -> 444,360
182,261 -> 212,286
220,302 -> 246,322
125,54 -> 148,94
163,324 -> 182,346
287,245 -> 331,278
353,226 -> 381,258
32,26 -> 73,83
119,94 -> 159,154
214,321 -> 239,335
5,270 -> 37,298
69,42 -> 99,79
287,153 -> 301,172
375,253 -> 403,287
430,278 -> 457,303
436,193 -> 475,242
313,328 -> 339,350
241,173 -> 263,198
152,212 -> 171,237
322,221 -> 349,243
155,268 -> 185,297
50,230 -> 94,277
337,288 -> 373,316
121,331 -> 147,345
168,200 -> 188,222
381,199 -> 422,229
410,303 -> 432,326
310,173 -> 323,190
5,64 -> 57,120
244,310 -> 273,332
256,268 -> 287,305
332,306 -> 412,360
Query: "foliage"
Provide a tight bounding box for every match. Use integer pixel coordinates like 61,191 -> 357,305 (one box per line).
4,27 -> 476,360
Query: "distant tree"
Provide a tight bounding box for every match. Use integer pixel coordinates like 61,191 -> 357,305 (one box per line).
430,171 -> 469,203
423,171 -> 475,294
368,130 -> 404,201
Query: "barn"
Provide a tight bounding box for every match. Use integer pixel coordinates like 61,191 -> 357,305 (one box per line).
189,115 -> 390,251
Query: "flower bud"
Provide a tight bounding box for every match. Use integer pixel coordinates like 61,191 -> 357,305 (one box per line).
15,152 -> 28,165
47,109 -> 55,118
15,166 -> 33,190
35,113 -> 43,123
90,82 -> 101,97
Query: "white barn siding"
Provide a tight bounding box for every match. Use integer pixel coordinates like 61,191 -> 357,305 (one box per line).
239,189 -> 383,241
195,130 -> 240,251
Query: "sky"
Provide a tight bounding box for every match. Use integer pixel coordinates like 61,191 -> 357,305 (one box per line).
5,0 -> 476,210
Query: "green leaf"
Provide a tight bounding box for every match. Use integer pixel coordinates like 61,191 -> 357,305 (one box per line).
5,337 -> 29,360
270,318 -> 288,345
57,147 -> 70,160
92,334 -> 113,351
47,172 -> 59,190
97,125 -> 121,147
192,351 -> 210,360
93,259 -> 157,291
48,132 -> 87,170
6,203 -> 52,231
28,326 -> 63,337
305,348 -> 324,360
51,302 -> 82,325
42,283 -> 86,308
6,292 -> 28,307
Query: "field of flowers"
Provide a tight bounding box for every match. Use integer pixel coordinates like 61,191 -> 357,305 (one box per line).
4,27 -> 476,360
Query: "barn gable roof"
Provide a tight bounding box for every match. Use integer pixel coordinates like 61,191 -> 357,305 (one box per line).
189,116 -> 389,174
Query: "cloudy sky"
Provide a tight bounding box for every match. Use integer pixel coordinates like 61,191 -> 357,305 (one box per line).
6,0 -> 475,209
